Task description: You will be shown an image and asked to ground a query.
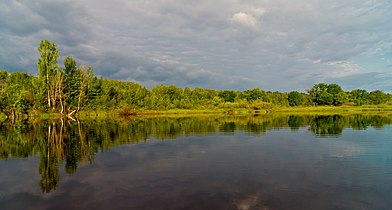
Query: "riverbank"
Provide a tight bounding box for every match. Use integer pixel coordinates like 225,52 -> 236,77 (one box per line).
74,108 -> 255,119
274,105 -> 392,114
1,105 -> 392,122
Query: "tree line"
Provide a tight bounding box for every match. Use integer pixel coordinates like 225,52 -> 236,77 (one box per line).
0,40 -> 391,117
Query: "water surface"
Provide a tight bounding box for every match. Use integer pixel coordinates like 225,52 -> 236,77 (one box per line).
1,114 -> 392,210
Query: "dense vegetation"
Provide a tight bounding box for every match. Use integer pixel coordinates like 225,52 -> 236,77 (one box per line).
0,40 -> 391,118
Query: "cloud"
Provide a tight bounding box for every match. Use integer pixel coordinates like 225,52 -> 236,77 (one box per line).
229,6 -> 266,30
0,0 -> 392,92
333,71 -> 392,92
0,0 -> 92,73
230,12 -> 259,30
88,50 -> 255,89
323,61 -> 361,78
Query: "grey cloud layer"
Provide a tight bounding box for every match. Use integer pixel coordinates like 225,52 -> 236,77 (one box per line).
1,0 -> 391,91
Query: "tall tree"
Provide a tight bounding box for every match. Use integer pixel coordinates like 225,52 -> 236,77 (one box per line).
37,40 -> 60,108
327,84 -> 346,105
64,56 -> 77,76
54,70 -> 66,113
63,56 -> 80,109
308,83 -> 333,105
76,65 -> 94,112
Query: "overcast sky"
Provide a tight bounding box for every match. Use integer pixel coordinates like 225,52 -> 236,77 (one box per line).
1,0 -> 391,92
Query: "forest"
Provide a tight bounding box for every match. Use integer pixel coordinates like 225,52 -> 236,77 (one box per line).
0,40 -> 391,118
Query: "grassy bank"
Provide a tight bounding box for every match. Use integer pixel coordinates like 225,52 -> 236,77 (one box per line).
77,105 -> 392,118
274,105 -> 392,114
1,105 -> 392,121
75,108 -> 256,119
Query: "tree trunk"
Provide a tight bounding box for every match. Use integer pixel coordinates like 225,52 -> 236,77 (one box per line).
77,94 -> 81,112
47,90 -> 51,108
67,110 -> 76,121
47,72 -> 51,108
58,81 -> 64,114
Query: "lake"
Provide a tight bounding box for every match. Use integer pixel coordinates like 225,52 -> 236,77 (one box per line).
0,114 -> 392,210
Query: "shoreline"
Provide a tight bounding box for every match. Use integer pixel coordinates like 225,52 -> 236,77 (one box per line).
1,105 -> 392,122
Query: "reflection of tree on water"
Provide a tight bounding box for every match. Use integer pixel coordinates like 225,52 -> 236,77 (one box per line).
288,115 -> 305,130
220,122 -> 236,133
39,120 -> 68,192
65,120 -> 94,174
351,115 -> 372,130
0,114 -> 391,193
307,115 -> 392,136
0,118 -> 95,193
38,119 -> 98,192
39,124 -> 60,192
309,115 -> 345,137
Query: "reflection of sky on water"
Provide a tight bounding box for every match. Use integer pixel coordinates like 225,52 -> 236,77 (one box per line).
343,126 -> 392,165
1,126 -> 392,210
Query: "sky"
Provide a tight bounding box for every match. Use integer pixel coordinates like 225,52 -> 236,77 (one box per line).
1,0 -> 391,92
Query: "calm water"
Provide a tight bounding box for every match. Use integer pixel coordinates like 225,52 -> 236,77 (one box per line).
0,114 -> 392,210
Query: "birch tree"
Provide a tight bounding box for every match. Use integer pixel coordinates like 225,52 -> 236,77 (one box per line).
37,40 -> 60,109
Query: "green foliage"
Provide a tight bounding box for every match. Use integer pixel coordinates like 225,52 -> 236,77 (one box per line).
327,84 -> 345,105
0,70 -> 7,88
0,71 -> 34,117
63,56 -> 80,108
37,40 -> 61,109
266,91 -> 288,106
288,91 -> 304,106
307,83 -> 346,106
369,90 -> 388,105
37,40 -> 60,81
64,56 -> 77,76
219,90 -> 236,102
242,88 -> 266,101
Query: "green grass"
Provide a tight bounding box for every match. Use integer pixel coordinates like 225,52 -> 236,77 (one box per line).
2,104 -> 391,121
75,107 -> 253,119
274,105 -> 392,114
0,112 -> 7,123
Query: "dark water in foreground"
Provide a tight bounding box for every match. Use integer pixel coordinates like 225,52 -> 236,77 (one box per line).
0,114 -> 392,210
